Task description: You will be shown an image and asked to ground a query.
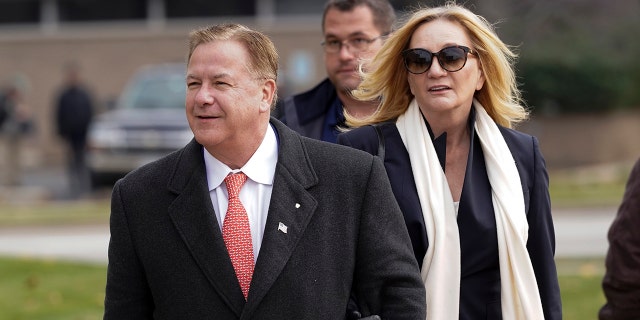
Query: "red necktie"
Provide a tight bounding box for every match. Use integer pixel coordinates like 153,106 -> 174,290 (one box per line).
222,172 -> 254,300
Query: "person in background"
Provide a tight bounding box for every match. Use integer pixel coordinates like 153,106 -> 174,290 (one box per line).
599,157 -> 640,320
55,62 -> 94,197
103,23 -> 425,319
337,3 -> 562,319
278,0 -> 395,143
0,75 -> 33,186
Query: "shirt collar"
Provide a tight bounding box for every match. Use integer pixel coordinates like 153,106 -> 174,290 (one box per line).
204,123 -> 278,191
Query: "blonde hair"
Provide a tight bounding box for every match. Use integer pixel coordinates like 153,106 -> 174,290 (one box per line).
346,2 -> 528,128
187,24 -> 279,106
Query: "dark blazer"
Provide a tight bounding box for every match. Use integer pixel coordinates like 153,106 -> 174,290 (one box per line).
278,78 -> 337,140
104,118 -> 425,320
338,121 -> 562,320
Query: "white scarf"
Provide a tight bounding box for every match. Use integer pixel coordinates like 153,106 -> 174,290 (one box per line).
395,98 -> 544,319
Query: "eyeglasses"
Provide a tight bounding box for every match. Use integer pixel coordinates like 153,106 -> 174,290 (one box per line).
402,45 -> 476,74
321,36 -> 383,54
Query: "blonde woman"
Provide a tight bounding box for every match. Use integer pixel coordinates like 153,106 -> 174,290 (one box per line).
338,3 -> 561,319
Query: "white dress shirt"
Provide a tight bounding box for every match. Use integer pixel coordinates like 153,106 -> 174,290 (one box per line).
203,124 -> 278,262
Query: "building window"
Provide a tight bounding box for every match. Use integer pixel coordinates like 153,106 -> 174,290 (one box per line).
0,0 -> 40,24
58,0 -> 146,22
165,0 -> 255,18
274,0 -> 323,15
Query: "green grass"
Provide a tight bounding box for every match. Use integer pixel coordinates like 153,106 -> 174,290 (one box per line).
0,257 -> 106,320
0,256 -> 607,319
557,258 -> 607,319
0,200 -> 110,227
550,179 -> 626,208
548,161 -> 632,208
561,274 -> 606,319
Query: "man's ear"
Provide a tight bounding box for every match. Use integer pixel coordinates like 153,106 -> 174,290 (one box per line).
261,79 -> 277,112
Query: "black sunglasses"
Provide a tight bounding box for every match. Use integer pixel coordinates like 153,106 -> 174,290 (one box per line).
402,45 -> 476,74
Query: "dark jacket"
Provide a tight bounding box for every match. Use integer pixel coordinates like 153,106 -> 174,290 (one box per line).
56,85 -> 93,142
338,119 -> 562,320
278,78 -> 338,141
104,118 -> 426,319
600,158 -> 640,320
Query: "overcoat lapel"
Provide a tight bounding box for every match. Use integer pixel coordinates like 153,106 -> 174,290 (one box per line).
166,140 -> 246,316
241,119 -> 319,318
165,120 -> 321,318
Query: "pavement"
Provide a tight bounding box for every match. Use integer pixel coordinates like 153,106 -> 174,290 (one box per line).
0,165 -> 112,264
0,224 -> 110,265
0,206 -> 618,265
552,207 -> 616,258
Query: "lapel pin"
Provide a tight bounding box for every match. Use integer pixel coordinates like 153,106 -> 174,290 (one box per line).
295,203 -> 301,209
278,222 -> 288,234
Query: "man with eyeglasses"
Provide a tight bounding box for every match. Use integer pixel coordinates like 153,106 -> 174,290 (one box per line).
277,0 -> 396,143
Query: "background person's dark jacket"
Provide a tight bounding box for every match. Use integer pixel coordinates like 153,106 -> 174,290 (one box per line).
277,78 -> 337,140
600,158 -> 640,320
56,85 -> 93,143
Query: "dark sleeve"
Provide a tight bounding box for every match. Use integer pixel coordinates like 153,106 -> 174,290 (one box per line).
339,127 -> 389,319
103,181 -> 154,319
525,136 -> 563,320
352,156 -> 426,319
271,98 -> 285,122
81,88 -> 95,122
600,158 -> 640,320
0,95 -> 8,127
55,92 -> 65,136
278,96 -> 292,125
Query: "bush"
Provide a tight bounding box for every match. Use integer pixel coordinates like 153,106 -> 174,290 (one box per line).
518,60 -> 626,114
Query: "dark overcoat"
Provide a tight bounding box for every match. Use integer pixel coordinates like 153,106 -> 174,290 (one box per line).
104,118 -> 426,319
